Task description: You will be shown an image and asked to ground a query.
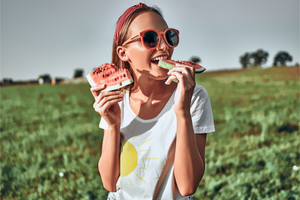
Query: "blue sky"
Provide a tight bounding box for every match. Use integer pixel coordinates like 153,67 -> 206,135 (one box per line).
1,0 -> 299,81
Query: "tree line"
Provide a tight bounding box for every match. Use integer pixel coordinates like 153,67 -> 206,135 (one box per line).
190,50 -> 295,69
0,52 -> 296,87
240,49 -> 293,69
0,69 -> 84,87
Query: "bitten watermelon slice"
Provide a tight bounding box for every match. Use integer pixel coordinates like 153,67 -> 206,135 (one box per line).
158,59 -> 206,73
86,63 -> 133,92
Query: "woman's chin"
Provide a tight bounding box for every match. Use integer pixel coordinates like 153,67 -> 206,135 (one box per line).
152,67 -> 169,80
150,61 -> 169,73
134,62 -> 169,80
143,70 -> 169,81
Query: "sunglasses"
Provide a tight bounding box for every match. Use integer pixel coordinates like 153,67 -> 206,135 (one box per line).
122,28 -> 179,50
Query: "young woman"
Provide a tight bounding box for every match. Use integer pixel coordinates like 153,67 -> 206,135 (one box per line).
90,3 -> 215,200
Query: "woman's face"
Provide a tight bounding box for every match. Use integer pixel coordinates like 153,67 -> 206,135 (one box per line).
124,11 -> 174,80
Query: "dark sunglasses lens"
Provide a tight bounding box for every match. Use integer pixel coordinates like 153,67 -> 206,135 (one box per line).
166,30 -> 178,47
143,31 -> 159,48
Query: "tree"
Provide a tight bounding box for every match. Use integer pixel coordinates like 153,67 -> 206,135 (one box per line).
273,51 -> 293,67
73,69 -> 84,79
189,56 -> 201,64
38,74 -> 51,84
240,52 -> 251,69
239,49 -> 269,69
1,78 -> 13,86
250,49 -> 269,67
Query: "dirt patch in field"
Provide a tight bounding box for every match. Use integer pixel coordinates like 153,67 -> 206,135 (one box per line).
202,69 -> 246,77
202,66 -> 299,81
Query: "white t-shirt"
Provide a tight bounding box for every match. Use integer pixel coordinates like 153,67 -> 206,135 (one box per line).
99,85 -> 215,200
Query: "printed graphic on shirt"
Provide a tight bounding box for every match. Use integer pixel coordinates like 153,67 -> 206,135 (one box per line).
119,123 -> 160,189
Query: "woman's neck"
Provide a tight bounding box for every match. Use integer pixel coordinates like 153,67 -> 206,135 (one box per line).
130,74 -> 176,102
128,74 -> 177,120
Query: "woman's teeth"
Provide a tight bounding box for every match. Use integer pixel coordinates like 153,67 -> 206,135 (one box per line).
151,56 -> 168,61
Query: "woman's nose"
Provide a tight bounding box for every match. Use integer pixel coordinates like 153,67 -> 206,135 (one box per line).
157,37 -> 169,51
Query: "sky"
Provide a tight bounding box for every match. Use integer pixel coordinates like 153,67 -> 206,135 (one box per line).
1,0 -> 299,81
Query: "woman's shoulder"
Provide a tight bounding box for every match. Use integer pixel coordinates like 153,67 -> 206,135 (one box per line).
190,84 -> 211,106
193,84 -> 209,97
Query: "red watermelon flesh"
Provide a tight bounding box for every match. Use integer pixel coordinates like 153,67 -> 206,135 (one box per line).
86,63 -> 133,92
158,59 -> 206,73
90,63 -> 118,79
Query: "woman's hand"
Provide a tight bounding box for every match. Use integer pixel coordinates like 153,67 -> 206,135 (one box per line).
90,84 -> 124,127
165,63 -> 195,116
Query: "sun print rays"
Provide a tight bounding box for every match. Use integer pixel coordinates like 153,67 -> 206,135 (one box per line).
136,174 -> 147,184
142,157 -> 159,160
130,123 -> 137,136
137,137 -> 153,147
129,178 -> 133,186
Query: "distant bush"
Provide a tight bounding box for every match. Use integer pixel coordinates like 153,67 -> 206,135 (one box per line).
73,69 -> 84,79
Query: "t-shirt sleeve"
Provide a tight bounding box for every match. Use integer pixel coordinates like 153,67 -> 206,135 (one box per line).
99,117 -> 108,130
190,85 -> 215,134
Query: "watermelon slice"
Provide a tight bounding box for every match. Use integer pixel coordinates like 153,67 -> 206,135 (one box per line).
86,63 -> 133,92
158,59 -> 206,73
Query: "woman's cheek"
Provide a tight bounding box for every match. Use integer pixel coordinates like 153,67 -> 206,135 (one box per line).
129,49 -> 152,69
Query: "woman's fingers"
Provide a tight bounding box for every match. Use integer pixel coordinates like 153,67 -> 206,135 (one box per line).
94,90 -> 122,106
96,92 -> 124,108
95,96 -> 124,115
167,66 -> 195,87
165,75 -> 177,85
90,84 -> 106,99
93,90 -> 124,116
169,71 -> 186,84
174,63 -> 195,78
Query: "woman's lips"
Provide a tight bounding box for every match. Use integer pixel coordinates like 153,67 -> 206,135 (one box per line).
151,60 -> 159,65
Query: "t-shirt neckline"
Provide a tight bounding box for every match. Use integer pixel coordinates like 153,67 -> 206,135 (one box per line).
124,89 -> 176,123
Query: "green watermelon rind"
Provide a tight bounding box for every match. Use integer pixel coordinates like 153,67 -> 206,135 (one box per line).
158,60 -> 206,74
86,74 -> 98,87
194,68 -> 206,73
86,73 -> 134,91
101,79 -> 134,92
158,60 -> 175,70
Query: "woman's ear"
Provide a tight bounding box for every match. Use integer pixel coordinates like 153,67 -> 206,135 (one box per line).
116,46 -> 129,61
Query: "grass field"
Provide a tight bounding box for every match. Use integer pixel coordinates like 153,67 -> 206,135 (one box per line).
1,66 -> 299,199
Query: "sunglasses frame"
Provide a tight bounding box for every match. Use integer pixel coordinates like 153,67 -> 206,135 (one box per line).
122,28 -> 179,50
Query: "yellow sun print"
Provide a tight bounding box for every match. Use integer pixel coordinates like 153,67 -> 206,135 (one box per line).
119,124 -> 160,187
120,140 -> 138,177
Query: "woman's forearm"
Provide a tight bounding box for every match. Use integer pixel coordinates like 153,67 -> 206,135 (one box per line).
98,125 -> 120,192
174,113 -> 205,196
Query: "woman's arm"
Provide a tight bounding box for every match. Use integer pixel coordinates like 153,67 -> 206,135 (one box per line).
90,85 -> 123,192
98,127 -> 120,192
174,113 -> 207,196
166,63 -> 207,196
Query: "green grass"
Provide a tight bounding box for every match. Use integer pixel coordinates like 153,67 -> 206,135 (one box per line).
1,84 -> 108,199
193,66 -> 300,200
1,66 -> 299,199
